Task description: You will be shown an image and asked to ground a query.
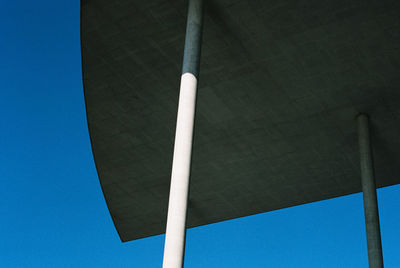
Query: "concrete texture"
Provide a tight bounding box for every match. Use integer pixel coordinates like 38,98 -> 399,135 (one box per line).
81,0 -> 400,241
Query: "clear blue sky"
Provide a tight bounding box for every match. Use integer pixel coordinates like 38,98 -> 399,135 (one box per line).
1,1 -> 399,267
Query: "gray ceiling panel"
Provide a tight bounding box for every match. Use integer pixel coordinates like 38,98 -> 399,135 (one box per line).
81,0 -> 400,241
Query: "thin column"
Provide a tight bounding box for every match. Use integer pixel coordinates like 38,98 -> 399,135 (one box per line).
162,0 -> 204,267
357,114 -> 384,268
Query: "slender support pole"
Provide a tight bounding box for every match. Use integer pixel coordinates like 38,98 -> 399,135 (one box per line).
162,0 -> 203,267
357,114 -> 384,268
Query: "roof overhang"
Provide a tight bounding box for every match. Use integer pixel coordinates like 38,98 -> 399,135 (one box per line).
81,0 -> 400,241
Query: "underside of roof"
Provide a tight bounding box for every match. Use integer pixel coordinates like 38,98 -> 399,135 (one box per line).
81,0 -> 400,241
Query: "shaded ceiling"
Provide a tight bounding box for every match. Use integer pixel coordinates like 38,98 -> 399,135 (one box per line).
81,0 -> 400,241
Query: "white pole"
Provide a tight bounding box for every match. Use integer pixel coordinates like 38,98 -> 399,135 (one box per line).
162,0 -> 203,267
163,73 -> 198,268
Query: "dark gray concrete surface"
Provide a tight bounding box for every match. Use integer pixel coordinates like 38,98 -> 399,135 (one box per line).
81,0 -> 400,241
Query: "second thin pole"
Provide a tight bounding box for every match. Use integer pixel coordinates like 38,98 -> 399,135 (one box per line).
162,0 -> 204,267
357,114 -> 384,268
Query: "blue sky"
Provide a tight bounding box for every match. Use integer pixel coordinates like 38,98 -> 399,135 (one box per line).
1,0 -> 399,267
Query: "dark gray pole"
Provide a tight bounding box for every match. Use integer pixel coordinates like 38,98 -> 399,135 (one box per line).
181,0 -> 203,79
162,0 -> 204,267
357,114 -> 384,268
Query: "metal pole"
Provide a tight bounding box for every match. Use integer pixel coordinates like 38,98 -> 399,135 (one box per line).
357,114 -> 384,268
162,0 -> 203,267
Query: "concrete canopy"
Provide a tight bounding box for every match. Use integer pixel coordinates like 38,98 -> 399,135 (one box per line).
81,0 -> 400,241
